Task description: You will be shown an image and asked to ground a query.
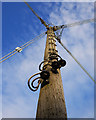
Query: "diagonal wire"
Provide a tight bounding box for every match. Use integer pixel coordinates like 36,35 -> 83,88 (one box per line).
0,32 -> 46,63
0,32 -> 45,61
21,32 -> 45,49
21,32 -> 45,48
58,41 -> 95,84
24,0 -> 48,28
0,51 -> 18,64
0,50 -> 16,61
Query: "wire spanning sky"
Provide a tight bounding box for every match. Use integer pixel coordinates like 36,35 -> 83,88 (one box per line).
1,1 -> 94,119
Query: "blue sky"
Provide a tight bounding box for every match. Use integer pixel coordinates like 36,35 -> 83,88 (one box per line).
1,1 -> 94,119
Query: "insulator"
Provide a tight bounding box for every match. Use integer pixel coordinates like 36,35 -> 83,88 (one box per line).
58,59 -> 66,68
51,61 -> 59,69
50,60 -> 59,74
40,70 -> 50,80
50,55 -> 66,74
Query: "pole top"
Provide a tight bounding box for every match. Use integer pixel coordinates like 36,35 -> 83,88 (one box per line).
46,26 -> 58,31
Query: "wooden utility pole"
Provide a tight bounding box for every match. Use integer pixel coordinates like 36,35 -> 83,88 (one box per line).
24,2 -> 67,119
36,27 -> 67,119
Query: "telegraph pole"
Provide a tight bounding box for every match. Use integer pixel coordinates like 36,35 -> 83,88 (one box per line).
36,26 -> 67,119
24,2 -> 67,118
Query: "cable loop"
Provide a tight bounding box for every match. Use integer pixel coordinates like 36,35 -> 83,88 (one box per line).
28,72 -> 41,92
28,70 -> 50,91
39,60 -> 48,71
39,60 -> 51,71
31,77 -> 41,89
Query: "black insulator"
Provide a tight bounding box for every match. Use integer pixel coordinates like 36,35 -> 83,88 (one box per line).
52,61 -> 59,69
58,59 -> 66,67
40,70 -> 50,80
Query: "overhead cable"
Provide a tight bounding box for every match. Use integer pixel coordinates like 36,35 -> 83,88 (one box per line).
21,32 -> 45,49
0,32 -> 46,63
63,18 -> 94,28
0,51 -> 18,64
0,50 -> 16,61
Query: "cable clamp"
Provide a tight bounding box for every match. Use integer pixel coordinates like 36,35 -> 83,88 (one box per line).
15,47 -> 22,52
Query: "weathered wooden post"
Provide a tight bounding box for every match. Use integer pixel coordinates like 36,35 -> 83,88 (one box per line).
24,2 -> 67,119
36,27 -> 67,119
